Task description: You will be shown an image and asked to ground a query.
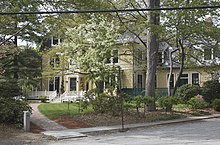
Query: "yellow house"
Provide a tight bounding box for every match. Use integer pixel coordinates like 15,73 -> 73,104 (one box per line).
38,36 -> 219,102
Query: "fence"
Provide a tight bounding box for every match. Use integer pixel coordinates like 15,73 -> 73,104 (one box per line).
121,88 -> 173,97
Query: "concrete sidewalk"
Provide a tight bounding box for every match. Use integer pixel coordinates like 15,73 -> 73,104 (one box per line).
43,114 -> 220,140
30,103 -> 67,131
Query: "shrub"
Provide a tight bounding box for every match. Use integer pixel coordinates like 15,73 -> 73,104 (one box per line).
188,96 -> 208,109
92,93 -> 121,116
0,97 -> 32,125
39,96 -> 47,103
157,96 -> 179,112
202,80 -> 220,103
212,99 -> 220,112
175,84 -> 201,102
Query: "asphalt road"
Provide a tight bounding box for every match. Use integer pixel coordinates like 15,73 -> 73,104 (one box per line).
45,118 -> 220,145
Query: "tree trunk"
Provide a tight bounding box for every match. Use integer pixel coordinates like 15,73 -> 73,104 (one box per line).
168,49 -> 178,96
145,0 -> 160,111
172,40 -> 185,95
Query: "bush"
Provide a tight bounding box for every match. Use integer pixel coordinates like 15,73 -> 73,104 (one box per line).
175,84 -> 201,102
202,80 -> 220,103
92,93 -> 121,116
0,97 -> 32,125
212,99 -> 220,112
188,96 -> 208,109
157,96 -> 179,112
39,96 -> 47,103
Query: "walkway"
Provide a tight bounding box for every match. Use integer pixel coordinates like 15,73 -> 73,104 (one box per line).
30,103 -> 67,131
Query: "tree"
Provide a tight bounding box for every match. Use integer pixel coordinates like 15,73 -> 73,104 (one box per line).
109,0 -> 160,111
145,0 -> 160,111
161,0 -> 220,96
60,15 -> 120,94
0,47 -> 41,97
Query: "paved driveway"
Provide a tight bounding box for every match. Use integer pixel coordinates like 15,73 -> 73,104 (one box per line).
45,118 -> 220,145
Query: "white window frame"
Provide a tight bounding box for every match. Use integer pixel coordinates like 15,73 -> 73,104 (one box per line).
105,49 -> 119,65
51,36 -> 62,46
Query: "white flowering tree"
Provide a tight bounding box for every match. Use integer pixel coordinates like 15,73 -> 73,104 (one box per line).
60,15 -> 120,93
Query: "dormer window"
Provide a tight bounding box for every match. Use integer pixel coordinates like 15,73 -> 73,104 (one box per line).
204,48 -> 212,60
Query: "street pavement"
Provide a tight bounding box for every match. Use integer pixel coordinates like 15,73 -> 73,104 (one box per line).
43,117 -> 220,145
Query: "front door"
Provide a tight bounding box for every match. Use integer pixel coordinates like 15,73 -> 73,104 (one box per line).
70,78 -> 77,91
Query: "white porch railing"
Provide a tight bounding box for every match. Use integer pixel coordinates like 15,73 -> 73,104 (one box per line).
60,91 -> 85,103
28,90 -> 57,102
48,91 -> 58,102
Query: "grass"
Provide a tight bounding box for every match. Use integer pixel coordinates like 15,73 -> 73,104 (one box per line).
38,103 -> 94,119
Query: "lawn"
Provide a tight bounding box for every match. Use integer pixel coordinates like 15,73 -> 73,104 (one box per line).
38,103 -> 94,119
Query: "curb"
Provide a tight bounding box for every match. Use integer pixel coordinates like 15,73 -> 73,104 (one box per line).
42,114 -> 220,140
81,114 -> 220,135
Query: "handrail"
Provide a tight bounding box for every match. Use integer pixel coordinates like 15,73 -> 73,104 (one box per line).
48,91 -> 58,102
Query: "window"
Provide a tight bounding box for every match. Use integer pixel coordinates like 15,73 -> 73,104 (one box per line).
50,55 -> 60,68
167,74 -> 174,88
179,74 -> 188,87
49,78 -> 54,91
105,49 -> 119,64
105,50 -> 111,64
104,75 -> 116,88
51,36 -> 62,46
137,74 -> 143,88
192,73 -> 199,85
204,48 -> 212,60
48,77 -> 60,93
113,50 -> 119,63
158,51 -> 163,64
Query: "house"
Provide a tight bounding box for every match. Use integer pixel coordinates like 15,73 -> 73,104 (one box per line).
34,32 -> 219,102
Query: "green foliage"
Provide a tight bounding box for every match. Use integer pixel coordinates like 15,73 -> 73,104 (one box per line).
92,93 -> 121,116
61,15 -> 120,90
173,104 -> 192,110
133,95 -> 154,112
134,96 -> 143,108
39,96 -> 47,103
0,80 -> 21,98
202,80 -> 220,103
188,97 -> 208,109
157,96 -> 179,112
212,99 -> 220,112
0,97 -> 31,125
80,100 -> 90,110
175,84 -> 201,102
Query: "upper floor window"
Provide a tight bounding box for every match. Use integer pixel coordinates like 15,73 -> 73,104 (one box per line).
204,48 -> 212,60
50,55 -> 60,68
51,36 -> 62,46
158,51 -> 163,64
113,50 -> 119,64
105,49 -> 119,64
